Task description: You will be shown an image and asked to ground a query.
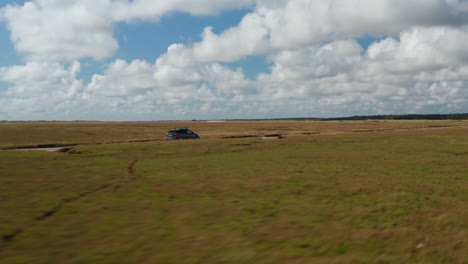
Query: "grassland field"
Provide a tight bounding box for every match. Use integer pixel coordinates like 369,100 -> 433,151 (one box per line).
0,120 -> 467,263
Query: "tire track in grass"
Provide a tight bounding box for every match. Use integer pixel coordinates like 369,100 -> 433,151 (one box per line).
1,183 -> 112,246
128,158 -> 139,177
1,158 -> 139,248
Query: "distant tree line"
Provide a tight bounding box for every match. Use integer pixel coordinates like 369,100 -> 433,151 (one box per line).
324,113 -> 468,121
228,113 -> 468,121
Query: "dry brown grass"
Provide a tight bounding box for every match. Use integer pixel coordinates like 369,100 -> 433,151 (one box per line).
0,120 -> 466,148
0,120 -> 466,263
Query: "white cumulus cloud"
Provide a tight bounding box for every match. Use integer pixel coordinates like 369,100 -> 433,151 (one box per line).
2,0 -> 117,61
1,0 -> 468,120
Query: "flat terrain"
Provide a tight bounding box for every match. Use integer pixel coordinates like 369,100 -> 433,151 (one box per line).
0,120 -> 467,263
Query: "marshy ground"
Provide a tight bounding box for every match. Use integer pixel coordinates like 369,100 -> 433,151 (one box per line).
0,120 -> 467,263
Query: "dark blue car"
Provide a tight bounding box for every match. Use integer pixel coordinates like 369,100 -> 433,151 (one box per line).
166,128 -> 200,140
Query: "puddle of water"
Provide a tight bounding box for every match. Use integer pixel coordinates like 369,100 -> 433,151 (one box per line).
10,147 -> 69,152
261,136 -> 281,140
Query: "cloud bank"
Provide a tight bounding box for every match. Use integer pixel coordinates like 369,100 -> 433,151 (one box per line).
1,0 -> 467,120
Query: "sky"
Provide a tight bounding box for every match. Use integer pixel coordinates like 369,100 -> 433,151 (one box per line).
1,0 -> 468,121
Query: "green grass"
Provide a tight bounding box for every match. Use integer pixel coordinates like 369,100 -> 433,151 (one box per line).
0,121 -> 467,263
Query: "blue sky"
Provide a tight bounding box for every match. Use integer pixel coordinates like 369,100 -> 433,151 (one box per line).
89,9 -> 271,82
0,0 -> 467,120
0,19 -> 19,66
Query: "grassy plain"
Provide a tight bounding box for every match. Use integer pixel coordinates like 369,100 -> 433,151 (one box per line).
0,120 -> 467,263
